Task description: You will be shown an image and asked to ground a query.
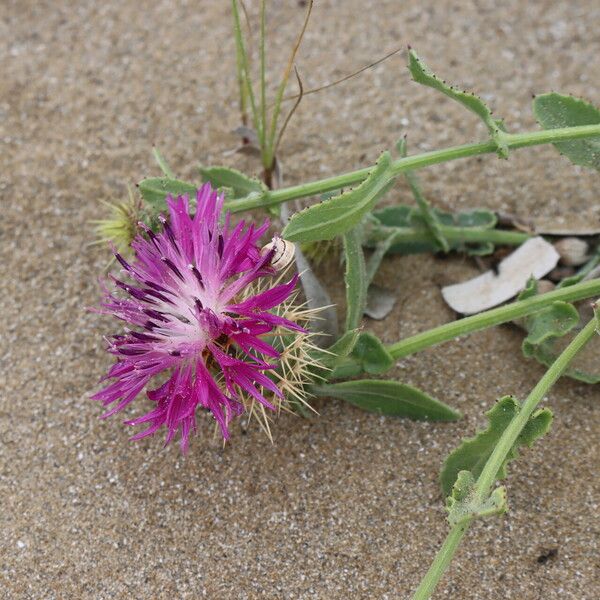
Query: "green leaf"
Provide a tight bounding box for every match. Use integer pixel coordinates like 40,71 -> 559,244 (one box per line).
440,396 -> 553,496
522,302 -> 579,346
408,48 -> 509,158
445,471 -> 508,527
282,151 -> 395,243
199,165 -> 268,199
312,380 -> 461,421
397,137 -> 449,252
522,337 -> 600,384
343,227 -> 367,331
557,251 -> 600,288
152,147 -> 176,178
310,330 -> 360,378
138,177 -> 197,211
368,205 -> 497,256
327,330 -> 360,362
351,332 -> 394,375
533,93 -> 600,170
518,278 -> 598,382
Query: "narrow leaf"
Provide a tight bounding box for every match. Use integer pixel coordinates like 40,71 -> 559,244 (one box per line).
283,151 -> 395,242
408,48 -> 508,157
533,93 -> 600,170
312,380 -> 461,421
199,165 -> 267,199
138,177 -> 198,211
152,147 -> 176,178
440,396 -> 553,496
343,227 -> 367,330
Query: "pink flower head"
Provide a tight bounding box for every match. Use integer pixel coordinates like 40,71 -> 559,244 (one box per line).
93,184 -> 301,452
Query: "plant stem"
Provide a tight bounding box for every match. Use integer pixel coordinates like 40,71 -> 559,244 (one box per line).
259,0 -> 267,151
388,278 -> 600,359
224,124 -> 600,213
412,316 -> 598,600
366,222 -> 530,248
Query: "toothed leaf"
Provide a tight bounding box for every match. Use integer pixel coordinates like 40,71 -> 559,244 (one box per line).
533,93 -> 600,170
283,151 -> 395,242
408,48 -> 508,157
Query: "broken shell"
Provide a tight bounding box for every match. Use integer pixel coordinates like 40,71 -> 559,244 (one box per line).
554,237 -> 589,267
441,237 -> 559,315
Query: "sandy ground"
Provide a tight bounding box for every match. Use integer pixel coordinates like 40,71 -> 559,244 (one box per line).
1,1 -> 599,598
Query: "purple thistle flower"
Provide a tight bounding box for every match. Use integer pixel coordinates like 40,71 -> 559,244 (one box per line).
92,184 -> 302,452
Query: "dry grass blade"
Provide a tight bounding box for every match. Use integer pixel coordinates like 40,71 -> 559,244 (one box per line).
274,66 -> 304,157
280,45 -> 403,103
265,0 -> 313,160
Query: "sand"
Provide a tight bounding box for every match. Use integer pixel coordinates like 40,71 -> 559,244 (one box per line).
1,1 -> 599,598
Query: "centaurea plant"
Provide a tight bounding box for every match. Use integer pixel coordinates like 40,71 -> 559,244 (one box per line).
92,4 -> 600,596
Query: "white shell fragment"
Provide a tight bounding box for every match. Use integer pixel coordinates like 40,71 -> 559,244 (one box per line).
441,237 -> 560,315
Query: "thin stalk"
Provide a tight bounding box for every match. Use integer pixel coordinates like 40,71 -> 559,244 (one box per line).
231,0 -> 262,142
388,278 -> 600,359
263,0 -> 313,169
412,316 -> 598,600
224,124 -> 600,213
233,2 -> 249,126
259,0 -> 267,145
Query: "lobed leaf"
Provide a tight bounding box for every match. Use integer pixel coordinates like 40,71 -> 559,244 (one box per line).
282,151 -> 395,243
533,93 -> 600,170
518,278 -> 599,382
408,48 -> 508,157
312,379 -> 461,421
440,396 -> 553,496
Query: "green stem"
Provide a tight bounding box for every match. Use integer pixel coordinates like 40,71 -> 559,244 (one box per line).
259,0 -> 267,150
412,317 -> 598,600
367,223 -> 530,248
475,316 -> 597,499
224,124 -> 600,213
232,1 -> 249,126
388,278 -> 600,359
